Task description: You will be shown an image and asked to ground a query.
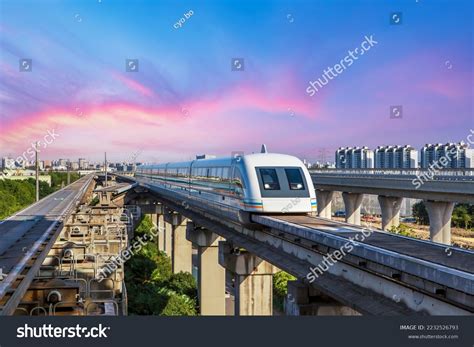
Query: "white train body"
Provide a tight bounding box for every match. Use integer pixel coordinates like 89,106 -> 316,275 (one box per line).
135,153 -> 316,221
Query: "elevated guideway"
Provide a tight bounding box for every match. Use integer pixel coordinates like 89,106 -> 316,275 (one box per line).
310,168 -> 474,243
0,175 -> 93,315
253,215 -> 473,313
118,174 -> 474,315
310,168 -> 474,203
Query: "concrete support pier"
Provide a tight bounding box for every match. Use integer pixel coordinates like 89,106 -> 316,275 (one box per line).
285,281 -> 360,316
425,200 -> 455,245
163,220 -> 172,256
342,192 -> 363,225
218,242 -> 274,316
316,190 -> 334,219
142,203 -> 166,252
164,210 -> 192,273
186,222 -> 225,315
156,214 -> 165,252
378,196 -> 403,230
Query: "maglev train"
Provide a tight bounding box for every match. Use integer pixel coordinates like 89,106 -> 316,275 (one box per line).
135,152 -> 317,223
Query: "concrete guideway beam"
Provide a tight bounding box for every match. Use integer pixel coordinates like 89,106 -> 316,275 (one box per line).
285,280 -> 360,316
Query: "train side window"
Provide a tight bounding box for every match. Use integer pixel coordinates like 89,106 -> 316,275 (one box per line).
222,167 -> 230,182
232,167 -> 245,191
285,168 -> 305,190
259,168 -> 280,190
216,167 -> 223,181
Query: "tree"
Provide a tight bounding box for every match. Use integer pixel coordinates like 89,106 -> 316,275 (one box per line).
412,201 -> 429,225
160,293 -> 197,316
273,271 -> 296,311
389,223 -> 414,237
164,272 -> 197,300
452,204 -> 472,229
125,217 -> 198,316
135,215 -> 154,237
151,251 -> 172,283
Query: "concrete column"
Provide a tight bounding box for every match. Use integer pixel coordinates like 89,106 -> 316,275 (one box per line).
99,191 -> 113,206
156,214 -> 165,252
316,190 -> 334,219
378,196 -> 403,230
425,200 -> 455,245
164,221 -> 172,256
218,242 -> 274,316
285,281 -> 360,316
186,222 -> 225,315
164,210 -> 192,273
342,192 -> 363,225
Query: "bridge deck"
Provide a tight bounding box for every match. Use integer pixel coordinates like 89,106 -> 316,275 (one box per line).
270,215 -> 473,274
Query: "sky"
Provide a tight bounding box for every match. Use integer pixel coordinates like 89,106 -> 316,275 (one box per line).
0,0 -> 473,163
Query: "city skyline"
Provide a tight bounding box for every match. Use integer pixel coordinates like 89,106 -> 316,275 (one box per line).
1,0 -> 473,163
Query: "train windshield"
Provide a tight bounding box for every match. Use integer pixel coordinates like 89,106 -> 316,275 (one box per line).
259,168 -> 280,190
285,168 -> 305,190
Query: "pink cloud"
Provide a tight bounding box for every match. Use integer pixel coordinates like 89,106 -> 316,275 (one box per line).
0,78 -> 325,160
110,71 -> 155,97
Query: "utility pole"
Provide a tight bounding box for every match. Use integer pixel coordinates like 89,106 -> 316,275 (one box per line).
318,148 -> 328,164
35,141 -> 39,202
104,152 -> 107,188
67,160 -> 71,185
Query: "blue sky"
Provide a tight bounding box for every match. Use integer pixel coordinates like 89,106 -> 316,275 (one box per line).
0,0 -> 472,162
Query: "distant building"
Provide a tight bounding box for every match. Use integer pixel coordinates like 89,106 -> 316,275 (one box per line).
53,159 -> 68,168
421,142 -> 474,169
374,145 -> 418,169
78,158 -> 88,170
1,157 -> 15,170
116,164 -> 126,171
71,162 -> 79,170
336,147 -> 374,169
0,169 -> 51,185
311,161 -> 335,169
